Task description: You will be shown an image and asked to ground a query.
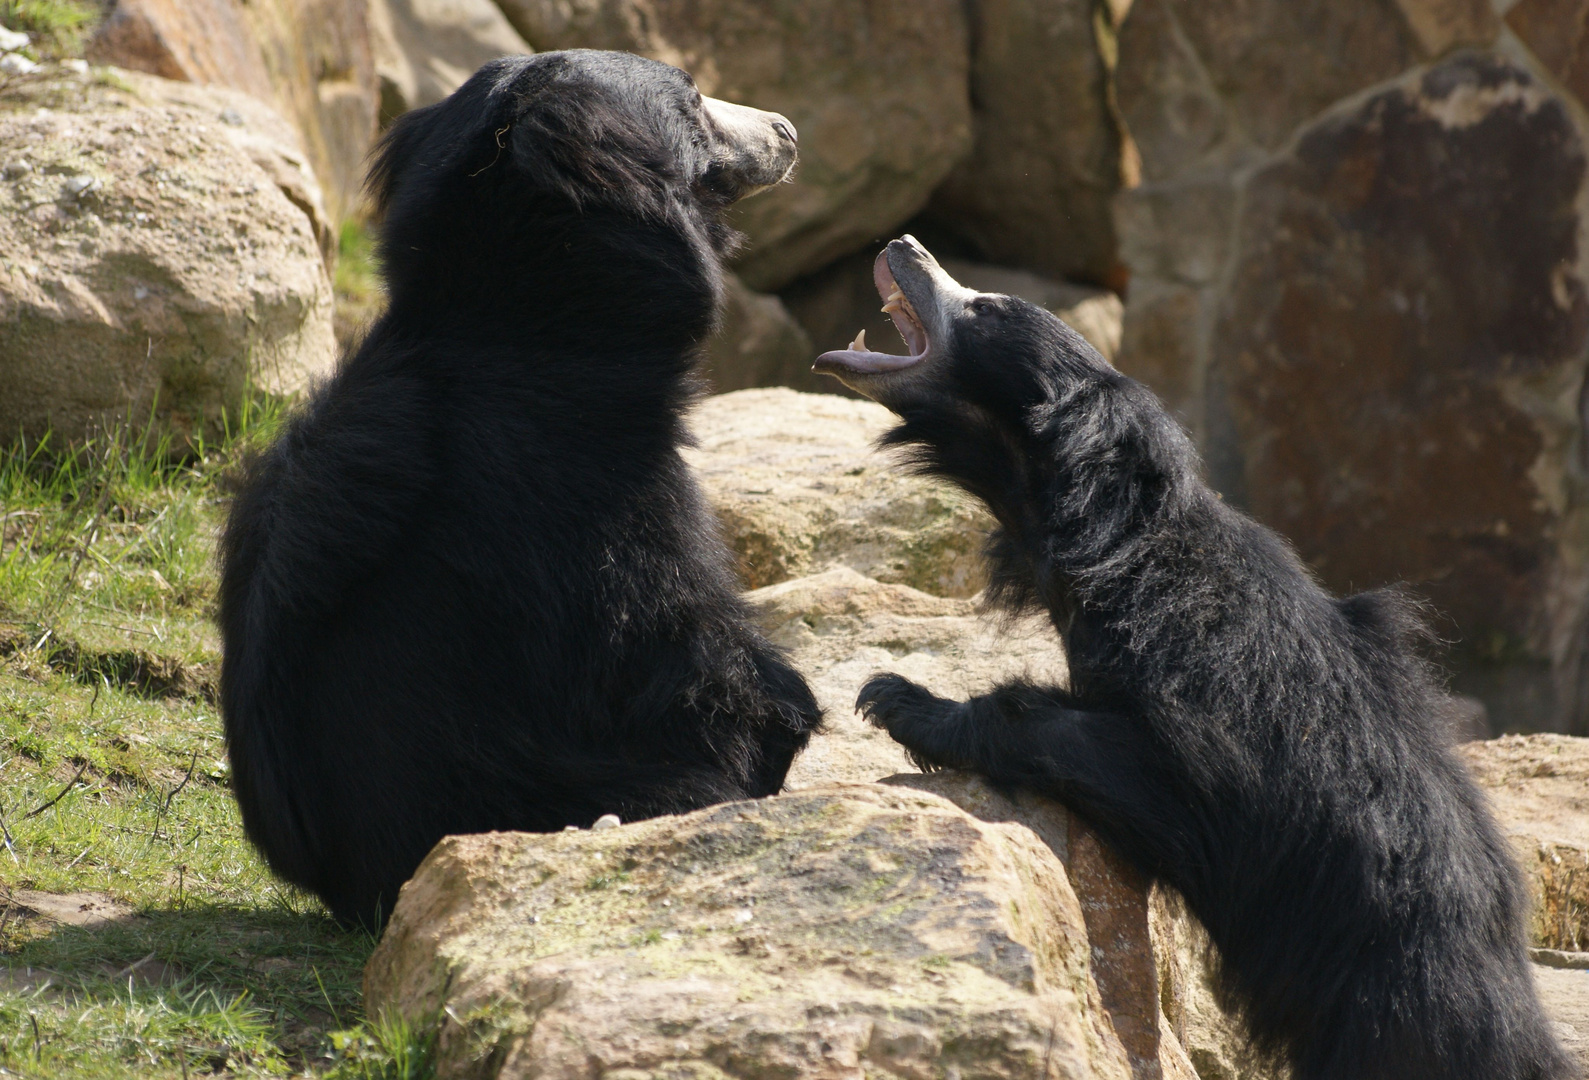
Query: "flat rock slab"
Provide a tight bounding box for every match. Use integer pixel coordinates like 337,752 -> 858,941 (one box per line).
688,389 -> 993,595
366,783 -> 1132,1080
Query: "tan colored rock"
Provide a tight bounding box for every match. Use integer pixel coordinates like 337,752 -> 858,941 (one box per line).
365,783 -> 1134,1080
926,0 -> 1126,286
135,73 -> 336,268
88,0 -> 379,220
1149,891 -> 1277,1080
496,0 -> 973,290
748,567 -> 1066,789
0,66 -> 336,444
1535,963 -> 1589,1072
87,0 -> 274,97
886,772 -> 1198,1080
368,0 -> 530,121
686,389 -> 993,595
700,272 -> 814,395
782,251 -> 1125,383
1135,0 -> 1422,155
1460,734 -> 1589,951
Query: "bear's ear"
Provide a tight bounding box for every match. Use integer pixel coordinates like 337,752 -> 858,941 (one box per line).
366,57 -> 530,219
364,102 -> 443,220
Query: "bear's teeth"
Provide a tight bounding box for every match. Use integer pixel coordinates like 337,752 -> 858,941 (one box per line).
850,329 -> 867,351
881,288 -> 906,315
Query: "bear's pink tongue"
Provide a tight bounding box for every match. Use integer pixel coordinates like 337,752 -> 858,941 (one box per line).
812,251 -> 927,375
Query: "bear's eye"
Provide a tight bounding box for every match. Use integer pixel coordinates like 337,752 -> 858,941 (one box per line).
970,298 -> 998,317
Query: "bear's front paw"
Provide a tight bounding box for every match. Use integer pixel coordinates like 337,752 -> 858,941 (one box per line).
856,674 -> 970,772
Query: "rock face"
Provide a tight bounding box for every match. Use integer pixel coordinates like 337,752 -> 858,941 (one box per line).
88,0 -> 379,219
1112,6 -> 1589,734
686,389 -> 992,596
886,773 -> 1199,1080
365,783 -> 1135,1080
781,251 -> 1125,387
368,0 -> 530,121
497,0 -> 974,291
0,66 -> 336,443
699,273 -> 815,395
1214,55 -> 1589,735
926,0 -> 1127,287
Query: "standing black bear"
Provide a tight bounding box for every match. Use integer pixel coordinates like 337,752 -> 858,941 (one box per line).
815,236 -> 1574,1080
218,51 -> 820,928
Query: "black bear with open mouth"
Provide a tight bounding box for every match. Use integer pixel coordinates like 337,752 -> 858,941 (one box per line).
218,51 -> 820,928
816,236 -> 1573,1080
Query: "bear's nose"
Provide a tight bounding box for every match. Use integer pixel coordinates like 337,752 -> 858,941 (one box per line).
771,117 -> 797,144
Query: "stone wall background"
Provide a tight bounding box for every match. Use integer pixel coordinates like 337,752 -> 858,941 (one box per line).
9,0 -> 1589,735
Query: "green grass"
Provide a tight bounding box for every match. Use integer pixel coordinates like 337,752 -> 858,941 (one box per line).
0,410 -> 433,1078
333,220 -> 385,350
0,0 -> 100,59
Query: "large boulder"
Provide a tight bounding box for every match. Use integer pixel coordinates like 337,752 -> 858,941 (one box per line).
888,772 -> 1200,1080
495,0 -> 973,291
88,0 -> 379,219
0,66 -> 336,443
686,389 -> 992,596
1211,54 -> 1589,735
365,783 -> 1135,1080
925,0 -> 1127,287
368,0 -> 531,121
1112,15 -> 1589,734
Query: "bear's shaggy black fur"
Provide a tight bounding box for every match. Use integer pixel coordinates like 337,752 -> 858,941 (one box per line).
218,51 -> 819,927
816,236 -> 1574,1080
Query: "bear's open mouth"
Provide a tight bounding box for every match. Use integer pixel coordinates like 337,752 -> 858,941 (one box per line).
812,250 -> 929,375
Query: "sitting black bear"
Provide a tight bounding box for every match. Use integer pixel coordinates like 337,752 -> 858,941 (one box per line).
218,51 -> 820,928
815,236 -> 1573,1080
